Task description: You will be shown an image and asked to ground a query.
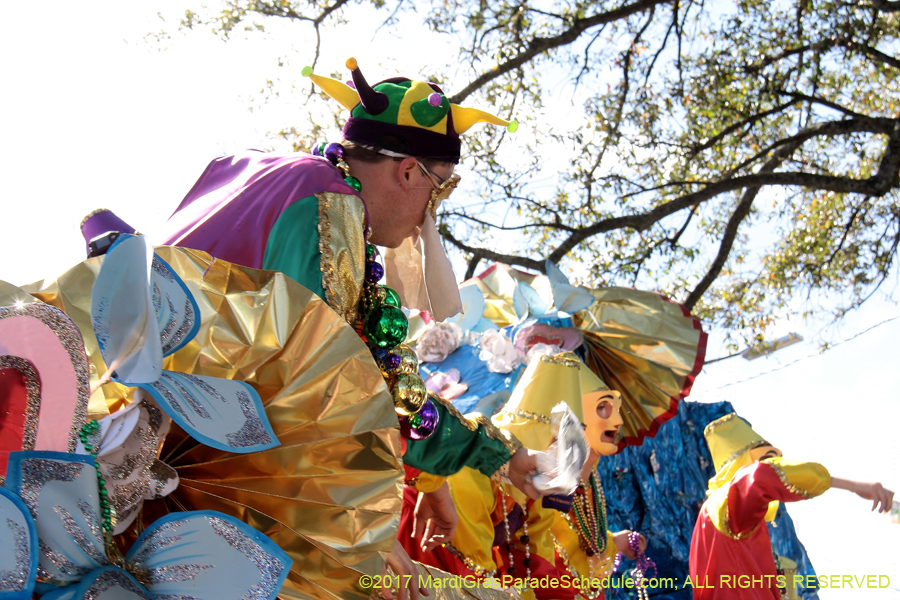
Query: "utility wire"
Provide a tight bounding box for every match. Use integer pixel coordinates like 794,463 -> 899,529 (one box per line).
703,314 -> 900,391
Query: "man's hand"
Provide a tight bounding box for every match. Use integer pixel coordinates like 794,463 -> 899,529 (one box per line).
508,447 -> 541,499
831,478 -> 895,513
412,482 -> 458,553
383,540 -> 428,600
612,530 -> 646,560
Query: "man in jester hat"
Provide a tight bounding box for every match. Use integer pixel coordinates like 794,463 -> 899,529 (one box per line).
81,58 -> 539,597
400,353 -> 646,600
689,413 -> 894,600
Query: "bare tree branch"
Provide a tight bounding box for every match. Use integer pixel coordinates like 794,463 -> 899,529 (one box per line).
689,100 -> 800,157
449,0 -> 672,103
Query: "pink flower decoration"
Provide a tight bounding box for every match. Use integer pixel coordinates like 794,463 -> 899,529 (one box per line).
514,324 -> 583,354
425,369 -> 469,400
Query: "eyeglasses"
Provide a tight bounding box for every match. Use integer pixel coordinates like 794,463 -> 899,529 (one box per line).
414,160 -> 460,220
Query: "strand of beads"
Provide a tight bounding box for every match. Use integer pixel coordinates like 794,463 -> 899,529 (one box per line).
571,472 -> 608,557
78,420 -> 115,535
315,141 -> 438,439
520,506 -> 532,591
630,531 -> 656,600
499,485 -> 515,577
498,485 -> 532,593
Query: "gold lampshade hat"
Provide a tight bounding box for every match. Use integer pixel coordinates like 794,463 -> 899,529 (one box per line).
492,352 -> 583,452
579,364 -> 611,400
704,411 -> 782,512
704,412 -> 771,472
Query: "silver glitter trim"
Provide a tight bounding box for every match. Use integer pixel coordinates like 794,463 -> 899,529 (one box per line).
19,459 -> 83,520
140,563 -> 213,585
38,539 -> 92,579
159,295 -> 179,354
0,304 -> 90,452
53,503 -> 106,566
0,518 -> 29,592
152,256 -> 176,283
152,255 -> 196,352
0,356 -> 41,458
208,516 -> 284,600
128,520 -> 185,566
225,390 -> 273,448
149,378 -> 194,427
84,568 -> 154,600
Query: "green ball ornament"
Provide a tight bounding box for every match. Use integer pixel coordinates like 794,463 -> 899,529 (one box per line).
390,373 -> 427,415
366,244 -> 376,258
364,306 -> 409,348
394,345 -> 419,375
344,176 -> 362,192
380,285 -> 401,308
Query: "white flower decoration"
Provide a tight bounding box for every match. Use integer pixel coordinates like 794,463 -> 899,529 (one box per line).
415,321 -> 463,363
478,330 -> 524,373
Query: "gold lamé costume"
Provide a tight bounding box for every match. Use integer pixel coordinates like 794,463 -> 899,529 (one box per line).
13,247 -> 517,600
404,265 -> 707,600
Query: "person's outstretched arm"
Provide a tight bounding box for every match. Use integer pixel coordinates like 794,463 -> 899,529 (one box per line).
830,477 -> 895,513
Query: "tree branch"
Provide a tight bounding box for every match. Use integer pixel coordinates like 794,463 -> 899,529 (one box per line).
547,120 -> 900,262
443,229 -> 545,274
689,100 -> 800,157
449,0 -> 671,103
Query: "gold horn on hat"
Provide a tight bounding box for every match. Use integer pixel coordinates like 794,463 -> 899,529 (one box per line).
450,104 -> 518,134
302,65 -> 360,112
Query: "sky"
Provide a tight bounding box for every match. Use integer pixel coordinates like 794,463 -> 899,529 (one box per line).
1,1 -> 897,598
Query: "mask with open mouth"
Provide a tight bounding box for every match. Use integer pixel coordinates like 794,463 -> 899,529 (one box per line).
580,367 -> 623,456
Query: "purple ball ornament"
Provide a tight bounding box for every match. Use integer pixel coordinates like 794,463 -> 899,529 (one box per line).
365,260 -> 385,283
428,92 -> 443,107
399,398 -> 439,440
324,143 -> 344,162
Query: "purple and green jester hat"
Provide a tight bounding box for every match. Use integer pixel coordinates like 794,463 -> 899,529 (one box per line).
303,57 -> 518,164
303,58 -> 519,320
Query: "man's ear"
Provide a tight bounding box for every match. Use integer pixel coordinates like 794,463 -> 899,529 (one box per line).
396,157 -> 418,190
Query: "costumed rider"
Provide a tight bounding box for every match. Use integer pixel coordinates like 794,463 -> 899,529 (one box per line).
80,58 -> 542,594
689,413 -> 894,600
400,353 -> 645,600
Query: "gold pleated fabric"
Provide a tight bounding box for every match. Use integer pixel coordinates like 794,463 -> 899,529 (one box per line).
26,247 -> 404,600
572,287 -> 707,449
466,264 -> 706,449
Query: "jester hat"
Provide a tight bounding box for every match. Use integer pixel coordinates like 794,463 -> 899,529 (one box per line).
303,58 -> 518,163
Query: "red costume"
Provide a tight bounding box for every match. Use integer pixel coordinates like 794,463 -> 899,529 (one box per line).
689,413 -> 831,600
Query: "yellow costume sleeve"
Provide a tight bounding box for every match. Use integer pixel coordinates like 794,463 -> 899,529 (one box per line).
445,467 -> 500,573
761,457 -> 831,498
410,472 -> 448,494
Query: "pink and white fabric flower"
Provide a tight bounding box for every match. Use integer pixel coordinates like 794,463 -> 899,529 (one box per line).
478,330 -> 524,373
415,321 -> 463,363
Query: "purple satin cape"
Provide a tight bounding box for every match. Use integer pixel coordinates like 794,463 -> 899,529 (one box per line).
162,151 -> 360,269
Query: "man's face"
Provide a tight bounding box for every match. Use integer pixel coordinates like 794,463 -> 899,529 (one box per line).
582,390 -> 624,456
367,158 -> 455,248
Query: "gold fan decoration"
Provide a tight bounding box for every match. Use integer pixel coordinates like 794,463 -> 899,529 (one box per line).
573,286 -> 706,449
466,263 -> 706,449
27,246 -> 403,600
